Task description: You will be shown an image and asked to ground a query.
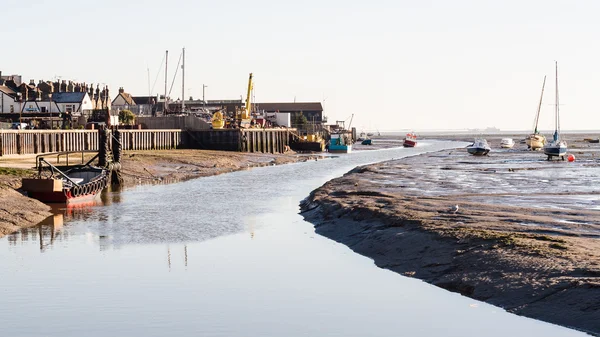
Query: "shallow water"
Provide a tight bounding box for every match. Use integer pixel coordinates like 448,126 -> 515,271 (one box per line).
0,140 -> 587,337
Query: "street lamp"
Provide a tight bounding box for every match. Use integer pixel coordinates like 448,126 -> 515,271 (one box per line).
48,93 -> 52,129
202,84 -> 208,110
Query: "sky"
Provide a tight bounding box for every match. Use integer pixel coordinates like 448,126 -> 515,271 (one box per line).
3,0 -> 600,131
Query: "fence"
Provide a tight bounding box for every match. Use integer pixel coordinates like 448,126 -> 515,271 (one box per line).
0,129 -> 183,156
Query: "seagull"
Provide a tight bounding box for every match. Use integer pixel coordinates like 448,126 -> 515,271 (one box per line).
449,205 -> 459,214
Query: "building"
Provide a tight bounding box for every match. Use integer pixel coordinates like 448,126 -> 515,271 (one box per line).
132,96 -> 157,116
0,85 -> 19,113
257,102 -> 325,123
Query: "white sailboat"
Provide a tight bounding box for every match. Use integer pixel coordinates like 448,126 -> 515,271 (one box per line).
526,76 -> 547,150
543,61 -> 567,160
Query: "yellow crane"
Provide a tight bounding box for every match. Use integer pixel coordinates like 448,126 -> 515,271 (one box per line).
239,73 -> 253,128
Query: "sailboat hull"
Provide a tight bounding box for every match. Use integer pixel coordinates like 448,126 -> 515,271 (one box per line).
526,134 -> 546,150
543,143 -> 567,158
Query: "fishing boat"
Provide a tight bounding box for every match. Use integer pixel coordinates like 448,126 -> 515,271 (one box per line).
543,61 -> 567,160
329,133 -> 353,153
526,76 -> 547,150
328,116 -> 354,153
500,138 -> 515,148
403,132 -> 417,147
467,138 -> 491,156
22,158 -> 108,204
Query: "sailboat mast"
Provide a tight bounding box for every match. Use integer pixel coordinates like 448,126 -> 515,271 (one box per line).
534,76 -> 546,134
555,61 -> 559,134
164,50 -> 169,113
181,47 -> 185,113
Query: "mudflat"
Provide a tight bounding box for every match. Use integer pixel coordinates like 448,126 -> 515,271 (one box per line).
301,135 -> 600,335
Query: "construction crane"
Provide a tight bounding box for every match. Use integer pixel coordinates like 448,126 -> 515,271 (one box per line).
238,73 -> 253,128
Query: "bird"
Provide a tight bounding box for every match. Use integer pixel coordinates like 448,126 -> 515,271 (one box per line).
449,205 -> 459,214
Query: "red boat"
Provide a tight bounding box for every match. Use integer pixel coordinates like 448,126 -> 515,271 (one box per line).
403,132 -> 417,147
22,164 -> 108,204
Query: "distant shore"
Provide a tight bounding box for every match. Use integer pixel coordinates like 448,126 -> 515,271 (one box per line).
0,149 -> 305,238
301,134 -> 600,335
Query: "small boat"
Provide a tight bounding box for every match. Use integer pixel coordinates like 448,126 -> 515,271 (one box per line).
527,76 -> 547,150
403,132 -> 417,147
290,133 -> 325,152
361,138 -> 372,145
543,62 -> 568,160
329,133 -> 353,153
467,138 -> 491,156
22,160 -> 108,204
500,138 -> 515,148
584,138 -> 600,144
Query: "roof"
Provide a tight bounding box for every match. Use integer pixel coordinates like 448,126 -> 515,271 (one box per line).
132,96 -> 156,105
257,102 -> 323,112
0,85 -> 16,96
117,92 -> 135,105
51,92 -> 87,103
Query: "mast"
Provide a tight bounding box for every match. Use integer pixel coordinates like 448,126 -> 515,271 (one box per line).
533,75 -> 546,134
181,47 -> 185,113
555,61 -> 560,136
164,50 -> 168,113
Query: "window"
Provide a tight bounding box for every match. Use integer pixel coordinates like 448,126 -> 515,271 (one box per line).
41,107 -> 47,112
66,105 -> 74,113
10,105 -> 14,113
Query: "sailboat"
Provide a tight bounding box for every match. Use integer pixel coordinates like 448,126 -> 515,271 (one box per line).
543,61 -> 567,160
526,76 -> 547,150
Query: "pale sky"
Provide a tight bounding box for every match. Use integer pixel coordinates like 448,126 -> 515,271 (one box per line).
3,0 -> 600,131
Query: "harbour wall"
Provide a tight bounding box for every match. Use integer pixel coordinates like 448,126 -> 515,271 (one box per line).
0,128 -> 292,156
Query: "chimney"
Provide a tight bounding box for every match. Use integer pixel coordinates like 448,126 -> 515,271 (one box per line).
61,80 -> 67,92
29,79 -> 35,86
119,87 -> 124,94
20,85 -> 28,101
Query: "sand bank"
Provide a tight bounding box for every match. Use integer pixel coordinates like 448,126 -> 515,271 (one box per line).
301,135 -> 600,335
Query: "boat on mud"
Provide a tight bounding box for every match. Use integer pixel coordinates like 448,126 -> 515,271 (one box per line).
361,138 -> 372,145
543,62 -> 568,161
467,138 -> 491,156
290,133 -> 326,152
403,132 -> 417,147
22,157 -> 108,204
329,133 -> 353,153
500,138 -> 515,148
527,76 -> 547,150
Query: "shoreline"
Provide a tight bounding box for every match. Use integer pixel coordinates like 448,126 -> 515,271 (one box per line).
300,138 -> 600,336
0,149 -> 308,238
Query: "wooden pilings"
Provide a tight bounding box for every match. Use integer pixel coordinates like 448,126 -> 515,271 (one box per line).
187,128 -> 292,154
0,128 -> 290,156
0,129 -> 184,156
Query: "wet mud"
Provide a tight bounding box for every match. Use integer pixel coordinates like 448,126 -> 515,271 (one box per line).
301,134 -> 600,336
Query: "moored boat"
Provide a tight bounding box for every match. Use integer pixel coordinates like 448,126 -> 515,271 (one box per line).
22,160 -> 108,204
543,62 -> 568,161
500,138 -> 515,148
290,133 -> 326,152
329,133 -> 353,153
403,132 -> 417,147
467,138 -> 491,156
527,76 -> 547,150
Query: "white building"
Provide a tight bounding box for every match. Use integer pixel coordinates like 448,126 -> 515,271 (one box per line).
50,92 -> 94,117
0,85 -> 19,113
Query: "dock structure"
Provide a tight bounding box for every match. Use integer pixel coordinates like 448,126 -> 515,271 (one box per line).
0,130 -> 183,157
0,128 -> 292,157
186,128 -> 292,154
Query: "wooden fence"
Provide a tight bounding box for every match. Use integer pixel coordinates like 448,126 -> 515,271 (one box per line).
0,130 -> 183,156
